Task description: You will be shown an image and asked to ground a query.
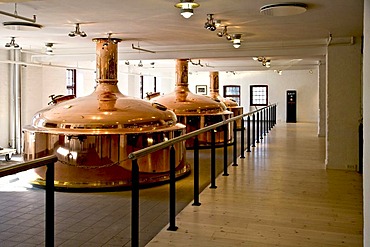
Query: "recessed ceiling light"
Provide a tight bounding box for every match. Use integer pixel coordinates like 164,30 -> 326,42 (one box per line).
260,3 -> 307,16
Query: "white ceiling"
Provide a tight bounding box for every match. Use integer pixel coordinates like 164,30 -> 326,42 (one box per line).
0,0 -> 364,72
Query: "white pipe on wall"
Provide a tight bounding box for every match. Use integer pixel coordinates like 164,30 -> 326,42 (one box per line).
9,51 -> 15,149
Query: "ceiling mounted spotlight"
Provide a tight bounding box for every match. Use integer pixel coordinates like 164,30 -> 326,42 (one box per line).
204,14 -> 216,31
45,43 -> 53,55
68,23 -> 87,37
253,56 -> 271,68
5,37 -> 19,48
217,26 -> 232,40
1,3 -> 43,30
175,0 -> 200,19
232,34 -> 242,48
260,2 -> 307,16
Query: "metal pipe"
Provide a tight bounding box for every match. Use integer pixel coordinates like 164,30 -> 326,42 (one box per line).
131,44 -> 156,53
0,10 -> 36,23
9,50 -> 15,149
246,115 -> 251,152
210,130 -> 217,189
222,124 -> 229,176
14,49 -> 21,153
256,112 -> 260,143
131,159 -> 139,247
232,120 -> 238,166
167,146 -> 178,231
240,117 -> 245,158
45,162 -> 55,247
252,113 -> 256,147
192,137 -> 201,206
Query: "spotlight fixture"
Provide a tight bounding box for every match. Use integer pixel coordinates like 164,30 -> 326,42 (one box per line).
217,26 -> 232,40
68,23 -> 87,37
204,14 -> 216,31
274,69 -> 283,75
253,56 -> 271,68
174,0 -> 200,19
232,34 -> 242,48
5,37 -> 19,48
45,43 -> 53,55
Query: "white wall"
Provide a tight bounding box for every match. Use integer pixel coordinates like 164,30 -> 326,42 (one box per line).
188,69 -> 319,123
326,41 -> 362,170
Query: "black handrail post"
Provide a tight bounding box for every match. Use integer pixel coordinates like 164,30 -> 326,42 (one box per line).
260,109 -> 264,139
167,146 -> 178,231
264,108 -> 267,135
192,136 -> 201,206
232,120 -> 238,166
210,130 -> 217,189
265,107 -> 270,133
256,111 -> 260,143
45,161 -> 54,247
246,115 -> 251,152
240,117 -> 245,158
269,106 -> 272,130
252,113 -> 256,147
223,124 -> 229,176
131,159 -> 139,247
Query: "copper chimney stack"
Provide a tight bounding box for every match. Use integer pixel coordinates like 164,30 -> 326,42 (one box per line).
150,59 -> 233,148
22,38 -> 189,190
209,71 -> 244,129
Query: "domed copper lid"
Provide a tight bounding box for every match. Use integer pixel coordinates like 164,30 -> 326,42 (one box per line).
25,38 -> 183,134
151,59 -> 232,116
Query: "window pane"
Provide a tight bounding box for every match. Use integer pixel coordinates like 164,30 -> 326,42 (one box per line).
250,85 -> 268,106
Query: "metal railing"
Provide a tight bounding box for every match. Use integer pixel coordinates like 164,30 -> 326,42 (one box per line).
0,155 -> 58,247
128,103 -> 277,246
0,103 -> 277,247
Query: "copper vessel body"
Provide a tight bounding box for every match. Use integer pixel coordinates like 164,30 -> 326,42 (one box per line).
151,60 -> 233,148
22,38 -> 189,190
209,71 -> 244,129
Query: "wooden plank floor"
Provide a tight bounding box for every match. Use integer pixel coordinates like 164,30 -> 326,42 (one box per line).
147,123 -> 363,247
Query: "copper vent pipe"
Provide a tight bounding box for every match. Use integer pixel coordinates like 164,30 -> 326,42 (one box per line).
209,71 -> 219,99
175,59 -> 190,102
93,38 -> 121,84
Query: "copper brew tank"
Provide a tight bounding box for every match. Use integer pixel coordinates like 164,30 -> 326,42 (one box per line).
22,38 -> 189,190
209,71 -> 244,130
150,59 -> 233,148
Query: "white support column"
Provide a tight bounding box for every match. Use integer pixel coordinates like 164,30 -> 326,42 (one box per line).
363,0 -> 370,245
325,39 -> 362,170
318,61 -> 326,137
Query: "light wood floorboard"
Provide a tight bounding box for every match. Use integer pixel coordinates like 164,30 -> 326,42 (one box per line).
147,123 -> 363,247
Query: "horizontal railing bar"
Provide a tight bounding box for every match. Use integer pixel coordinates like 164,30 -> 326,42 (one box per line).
128,104 -> 276,160
0,155 -> 58,178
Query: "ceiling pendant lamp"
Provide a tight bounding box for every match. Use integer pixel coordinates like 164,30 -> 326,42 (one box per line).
175,0 -> 200,19
232,34 -> 242,48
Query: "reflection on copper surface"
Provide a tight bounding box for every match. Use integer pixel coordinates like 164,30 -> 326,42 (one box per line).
22,38 -> 189,190
151,59 -> 233,148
